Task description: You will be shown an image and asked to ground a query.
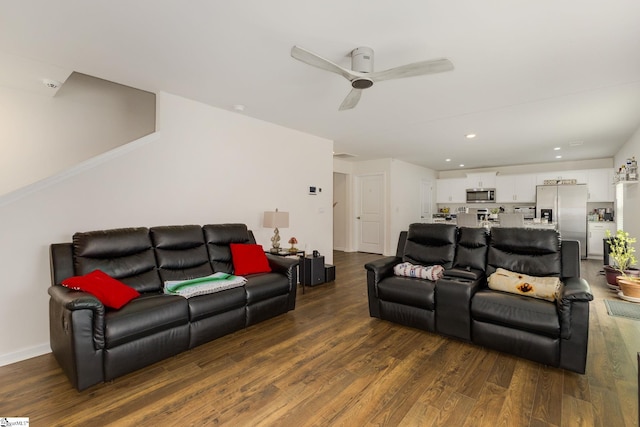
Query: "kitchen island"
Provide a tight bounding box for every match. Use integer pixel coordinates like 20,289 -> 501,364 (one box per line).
432,217 -> 557,230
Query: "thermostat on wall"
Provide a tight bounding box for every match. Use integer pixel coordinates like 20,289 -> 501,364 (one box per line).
309,186 -> 317,195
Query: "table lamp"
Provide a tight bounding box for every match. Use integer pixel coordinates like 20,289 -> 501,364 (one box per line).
263,208 -> 289,252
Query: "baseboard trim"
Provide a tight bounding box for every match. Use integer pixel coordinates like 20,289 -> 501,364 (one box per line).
0,343 -> 51,367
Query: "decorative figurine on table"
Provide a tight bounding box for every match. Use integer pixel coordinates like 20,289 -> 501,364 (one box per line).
288,237 -> 298,253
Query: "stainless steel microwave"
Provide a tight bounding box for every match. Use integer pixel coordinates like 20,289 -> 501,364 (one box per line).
466,188 -> 496,203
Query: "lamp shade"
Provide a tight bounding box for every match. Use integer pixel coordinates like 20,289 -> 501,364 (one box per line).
263,210 -> 289,228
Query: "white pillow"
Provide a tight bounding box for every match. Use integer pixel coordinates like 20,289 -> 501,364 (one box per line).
394,262 -> 444,281
488,268 -> 561,301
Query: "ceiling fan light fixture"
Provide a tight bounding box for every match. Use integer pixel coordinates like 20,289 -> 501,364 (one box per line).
351,78 -> 373,89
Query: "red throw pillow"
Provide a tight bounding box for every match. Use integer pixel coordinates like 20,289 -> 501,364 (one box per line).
230,243 -> 272,275
61,269 -> 140,309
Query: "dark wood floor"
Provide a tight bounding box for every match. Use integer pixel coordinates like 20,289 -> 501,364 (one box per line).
0,252 -> 638,426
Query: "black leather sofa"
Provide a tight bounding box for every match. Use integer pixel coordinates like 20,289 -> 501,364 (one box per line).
365,223 -> 593,374
48,223 -> 298,390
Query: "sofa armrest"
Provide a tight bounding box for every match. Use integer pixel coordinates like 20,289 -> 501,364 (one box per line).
265,254 -> 299,277
557,277 -> 592,373
265,254 -> 299,310
365,256 -> 402,285
560,277 -> 593,302
436,275 -> 485,341
557,277 -> 593,341
48,285 -> 106,390
443,267 -> 485,281
365,256 -> 402,318
48,285 -> 106,349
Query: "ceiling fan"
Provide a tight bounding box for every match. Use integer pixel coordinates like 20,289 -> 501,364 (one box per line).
290,45 -> 454,111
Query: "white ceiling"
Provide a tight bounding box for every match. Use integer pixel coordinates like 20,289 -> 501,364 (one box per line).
2,1 -> 639,171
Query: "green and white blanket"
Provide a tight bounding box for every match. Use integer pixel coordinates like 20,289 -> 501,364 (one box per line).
164,272 -> 247,298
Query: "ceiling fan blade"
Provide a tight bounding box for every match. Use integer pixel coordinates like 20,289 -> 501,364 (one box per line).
291,46 -> 359,81
369,58 -> 454,82
339,88 -> 362,111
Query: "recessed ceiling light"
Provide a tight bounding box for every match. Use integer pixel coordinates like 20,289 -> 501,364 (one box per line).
569,141 -> 584,147
459,164 -> 465,167
556,155 -> 562,159
232,104 -> 246,112
445,158 -> 451,162
554,147 -> 561,151
465,134 -> 477,139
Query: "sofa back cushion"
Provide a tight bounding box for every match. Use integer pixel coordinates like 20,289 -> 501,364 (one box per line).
150,225 -> 213,282
73,227 -> 162,293
487,228 -> 561,277
453,227 -> 489,272
203,224 -> 254,273
403,223 -> 457,269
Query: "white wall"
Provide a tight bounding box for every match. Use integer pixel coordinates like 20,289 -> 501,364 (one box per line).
0,72 -> 156,195
390,159 -> 438,253
0,91 -> 333,366
614,126 -> 640,256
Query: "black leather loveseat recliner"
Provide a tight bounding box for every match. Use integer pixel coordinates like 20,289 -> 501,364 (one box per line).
365,223 -> 593,374
48,223 -> 298,391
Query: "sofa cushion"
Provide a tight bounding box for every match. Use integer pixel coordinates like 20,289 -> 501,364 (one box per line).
403,223 -> 457,269
230,243 -> 272,275
488,268 -> 561,302
187,287 -> 247,322
62,269 -> 140,309
73,227 -> 162,293
377,276 -> 436,310
454,227 -> 489,271
245,273 -> 290,304
203,224 -> 253,273
471,289 -> 560,338
150,225 -> 213,282
487,228 -> 561,277
104,294 -> 189,348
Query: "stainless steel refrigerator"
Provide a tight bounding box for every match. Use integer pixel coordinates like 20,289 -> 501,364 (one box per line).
536,184 -> 588,258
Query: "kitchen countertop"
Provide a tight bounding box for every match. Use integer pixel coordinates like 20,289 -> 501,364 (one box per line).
432,218 -> 557,230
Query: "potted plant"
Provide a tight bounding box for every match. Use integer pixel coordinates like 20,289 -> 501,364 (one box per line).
604,229 -> 639,292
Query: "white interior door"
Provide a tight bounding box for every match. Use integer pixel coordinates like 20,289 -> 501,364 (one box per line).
420,180 -> 433,222
357,174 -> 384,254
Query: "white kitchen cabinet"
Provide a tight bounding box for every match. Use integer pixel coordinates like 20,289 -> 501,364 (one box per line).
436,178 -> 467,203
587,221 -> 617,259
587,169 -> 615,202
466,172 -> 496,189
495,174 -> 537,203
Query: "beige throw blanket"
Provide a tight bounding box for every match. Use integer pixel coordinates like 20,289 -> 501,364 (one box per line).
488,268 -> 561,301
